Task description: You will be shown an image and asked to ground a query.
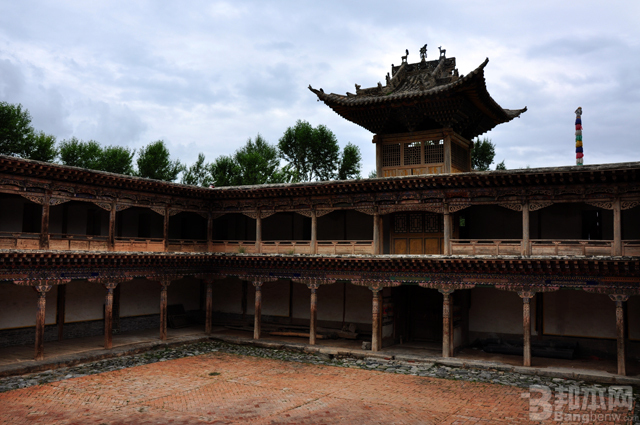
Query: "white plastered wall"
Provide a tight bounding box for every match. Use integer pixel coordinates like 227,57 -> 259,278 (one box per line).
0,196 -> 25,232
168,277 -> 201,311
120,279 -> 160,317
0,283 -> 58,329
344,284 -> 371,324
543,290 -> 615,338
247,280 -> 290,317
65,280 -> 105,322
469,287 -> 537,336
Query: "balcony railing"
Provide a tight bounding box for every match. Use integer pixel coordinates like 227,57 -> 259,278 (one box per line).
451,239 -> 640,256
115,237 -> 164,252
50,234 -> 109,251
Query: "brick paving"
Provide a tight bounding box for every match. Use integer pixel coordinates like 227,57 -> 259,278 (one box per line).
0,351 -> 633,424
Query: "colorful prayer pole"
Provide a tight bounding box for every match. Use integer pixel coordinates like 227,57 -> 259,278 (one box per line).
575,107 -> 583,165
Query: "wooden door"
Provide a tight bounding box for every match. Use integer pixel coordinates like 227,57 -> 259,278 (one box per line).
390,212 -> 444,255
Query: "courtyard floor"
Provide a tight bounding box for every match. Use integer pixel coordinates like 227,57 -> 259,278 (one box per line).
0,342 -> 636,424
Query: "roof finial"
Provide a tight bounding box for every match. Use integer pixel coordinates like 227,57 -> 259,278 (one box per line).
438,46 -> 446,59
401,49 -> 408,63
419,44 -> 427,61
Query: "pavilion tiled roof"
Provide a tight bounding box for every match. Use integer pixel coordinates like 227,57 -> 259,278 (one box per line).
309,54 -> 527,138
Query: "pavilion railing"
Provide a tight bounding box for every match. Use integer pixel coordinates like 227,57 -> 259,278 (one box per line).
114,237 -> 164,252
50,233 -> 109,251
451,239 -> 618,256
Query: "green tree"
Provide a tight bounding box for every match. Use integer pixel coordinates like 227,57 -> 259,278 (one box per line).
278,120 -> 361,182
101,145 -> 135,175
471,137 -> 496,171
181,153 -> 213,187
59,138 -> 103,169
367,170 -> 378,179
495,160 -> 507,170
136,140 -> 185,181
338,142 -> 362,180
25,131 -> 57,162
234,134 -> 287,185
0,102 -> 35,157
209,155 -> 241,187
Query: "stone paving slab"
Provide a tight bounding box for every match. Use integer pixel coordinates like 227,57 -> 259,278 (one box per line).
0,341 -> 638,424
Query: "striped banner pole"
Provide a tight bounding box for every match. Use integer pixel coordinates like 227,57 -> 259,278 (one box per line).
575,107 -> 583,165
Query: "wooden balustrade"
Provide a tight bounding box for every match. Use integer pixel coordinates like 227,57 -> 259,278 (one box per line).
1,231 -> 638,257
114,237 -> 165,252
452,239 -> 617,256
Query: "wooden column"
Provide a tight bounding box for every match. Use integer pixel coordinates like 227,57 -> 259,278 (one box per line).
163,207 -> 170,252
57,284 -> 66,341
373,213 -> 380,255
256,213 -> 262,254
443,211 -> 451,255
522,201 -> 530,256
311,211 -> 317,254
371,287 -> 382,352
103,283 -> 118,349
440,289 -> 454,358
159,280 -> 170,340
613,198 -> 622,256
253,281 -> 263,339
113,283 -> 121,332
443,133 -> 452,173
205,279 -> 213,334
207,212 -> 214,252
39,193 -> 51,249
108,203 -> 116,251
34,284 -> 52,361
375,139 -> 383,178
308,284 -> 318,345
519,291 -> 534,367
610,294 -> 629,375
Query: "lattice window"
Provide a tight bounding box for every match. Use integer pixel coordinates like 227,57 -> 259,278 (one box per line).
382,143 -> 401,167
424,140 -> 444,164
451,141 -> 469,171
409,213 -> 423,233
425,213 -> 443,233
404,142 -> 422,166
394,214 -> 407,233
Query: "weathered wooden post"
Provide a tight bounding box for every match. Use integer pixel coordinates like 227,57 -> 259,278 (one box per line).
253,280 -> 263,339
522,201 -> 530,256
256,212 -> 262,254
613,199 -> 622,256
205,279 -> 214,334
39,193 -> 51,249
311,211 -> 318,254
308,283 -> 319,345
610,294 -> 629,375
34,284 -> 52,361
103,282 -> 117,349
108,202 -> 116,251
207,212 -> 214,252
439,289 -> 454,358
519,290 -> 534,367
370,286 -> 382,352
443,209 -> 451,255
163,206 -> 170,252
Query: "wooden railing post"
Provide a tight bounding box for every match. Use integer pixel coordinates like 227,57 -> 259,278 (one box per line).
108,202 -> 116,251
522,201 -> 530,256
256,212 -> 262,254
443,209 -> 451,255
311,211 -> 317,254
39,193 -> 51,249
614,199 -> 622,256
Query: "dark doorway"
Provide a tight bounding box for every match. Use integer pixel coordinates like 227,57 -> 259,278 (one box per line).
582,210 -> 602,240
394,285 -> 442,343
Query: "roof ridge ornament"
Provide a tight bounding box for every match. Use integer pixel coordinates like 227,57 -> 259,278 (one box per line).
438,46 -> 446,59
401,49 -> 408,63
419,44 -> 427,61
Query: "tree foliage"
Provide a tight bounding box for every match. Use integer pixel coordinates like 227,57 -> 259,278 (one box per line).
471,137 -> 496,171
26,131 -> 58,162
59,138 -> 135,174
278,120 -> 361,182
206,134 -> 288,187
136,140 -> 184,181
338,142 -> 362,180
0,102 -> 34,157
181,153 -> 213,187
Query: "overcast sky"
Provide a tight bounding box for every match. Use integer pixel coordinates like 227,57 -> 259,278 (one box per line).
1,1 -> 639,176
